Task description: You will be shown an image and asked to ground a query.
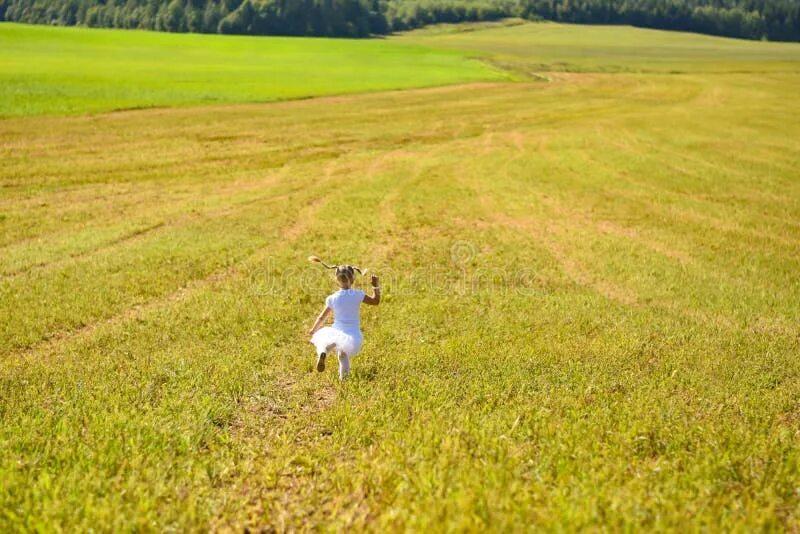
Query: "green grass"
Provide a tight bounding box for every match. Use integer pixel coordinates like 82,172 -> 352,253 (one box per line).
2,21 -> 800,531
0,22 -> 504,117
400,20 -> 800,75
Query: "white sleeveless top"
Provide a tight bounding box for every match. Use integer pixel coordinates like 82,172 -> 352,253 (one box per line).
325,289 -> 365,333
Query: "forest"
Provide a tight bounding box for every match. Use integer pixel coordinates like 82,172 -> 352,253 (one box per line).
1,0 -> 799,41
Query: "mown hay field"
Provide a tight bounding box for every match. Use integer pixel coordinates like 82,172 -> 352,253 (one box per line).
1,20 -> 800,531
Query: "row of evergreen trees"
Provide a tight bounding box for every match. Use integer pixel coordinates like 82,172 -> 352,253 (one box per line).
1,0 -> 798,41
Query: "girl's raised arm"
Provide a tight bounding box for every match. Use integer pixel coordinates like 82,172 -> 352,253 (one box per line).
363,275 -> 381,306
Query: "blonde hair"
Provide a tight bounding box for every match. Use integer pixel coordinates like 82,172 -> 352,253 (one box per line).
308,255 -> 364,285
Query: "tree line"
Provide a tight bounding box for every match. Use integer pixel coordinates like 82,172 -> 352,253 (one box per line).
1,0 -> 798,41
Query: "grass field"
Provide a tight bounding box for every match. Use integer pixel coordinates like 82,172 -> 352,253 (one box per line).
0,22 -> 504,117
401,19 -> 800,75
2,21 -> 800,531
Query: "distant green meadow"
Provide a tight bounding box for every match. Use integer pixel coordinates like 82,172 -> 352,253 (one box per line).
400,19 -> 800,74
3,20 -> 800,118
0,22 -> 505,117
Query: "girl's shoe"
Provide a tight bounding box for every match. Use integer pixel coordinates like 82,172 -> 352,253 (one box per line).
316,352 -> 326,372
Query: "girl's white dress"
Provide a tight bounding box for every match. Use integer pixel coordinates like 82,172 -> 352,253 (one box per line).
311,288 -> 365,357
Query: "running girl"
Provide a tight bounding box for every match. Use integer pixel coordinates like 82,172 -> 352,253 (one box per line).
307,256 -> 380,380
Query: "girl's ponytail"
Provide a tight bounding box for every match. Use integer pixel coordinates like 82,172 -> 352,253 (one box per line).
308,255 -> 337,270
310,256 -> 367,281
